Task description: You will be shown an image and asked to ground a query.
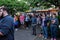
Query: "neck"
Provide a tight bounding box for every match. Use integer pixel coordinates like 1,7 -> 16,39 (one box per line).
3,13 -> 8,17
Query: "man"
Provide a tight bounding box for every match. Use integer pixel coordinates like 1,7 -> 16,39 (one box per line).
31,14 -> 37,36
0,6 -> 14,40
25,15 -> 30,29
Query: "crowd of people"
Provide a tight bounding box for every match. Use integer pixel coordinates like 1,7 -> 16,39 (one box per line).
0,5 -> 59,40
14,12 -> 59,40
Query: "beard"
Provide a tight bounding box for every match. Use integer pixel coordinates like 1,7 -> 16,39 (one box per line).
0,13 -> 4,19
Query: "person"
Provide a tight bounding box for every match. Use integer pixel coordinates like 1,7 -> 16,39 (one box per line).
0,6 -> 14,40
50,14 -> 58,40
25,15 -> 30,29
19,14 -> 25,25
14,15 -> 19,31
41,13 -> 48,39
19,14 -> 25,29
37,16 -> 41,25
31,14 -> 37,36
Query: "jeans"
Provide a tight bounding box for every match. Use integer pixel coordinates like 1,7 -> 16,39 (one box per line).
42,26 -> 48,38
32,24 -> 36,35
50,25 -> 57,38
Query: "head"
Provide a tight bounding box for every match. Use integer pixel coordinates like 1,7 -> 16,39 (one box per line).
47,14 -> 50,17
32,14 -> 35,17
41,13 -> 45,19
0,6 -> 4,18
0,6 -> 8,18
52,14 -> 56,18
42,13 -> 45,16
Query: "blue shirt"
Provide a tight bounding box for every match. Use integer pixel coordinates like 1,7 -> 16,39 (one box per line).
0,15 -> 14,40
31,17 -> 37,24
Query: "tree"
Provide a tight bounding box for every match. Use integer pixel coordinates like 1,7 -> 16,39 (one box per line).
0,0 -> 30,15
0,0 -> 60,13
44,0 -> 60,8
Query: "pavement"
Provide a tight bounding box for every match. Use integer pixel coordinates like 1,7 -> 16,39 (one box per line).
14,27 -> 60,40
14,29 -> 35,40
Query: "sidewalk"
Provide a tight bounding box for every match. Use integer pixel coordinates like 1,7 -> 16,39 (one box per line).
33,34 -> 60,40
33,34 -> 50,40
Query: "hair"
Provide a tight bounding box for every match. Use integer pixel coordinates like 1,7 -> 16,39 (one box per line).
3,7 -> 9,12
1,6 -> 10,14
53,13 -> 56,16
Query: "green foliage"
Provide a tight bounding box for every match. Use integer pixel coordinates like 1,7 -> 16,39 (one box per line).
0,0 -> 29,11
0,0 -> 30,15
44,0 -> 60,8
0,0 -> 60,14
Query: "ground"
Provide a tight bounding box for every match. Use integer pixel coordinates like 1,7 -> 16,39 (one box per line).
14,28 -> 60,40
14,29 -> 35,40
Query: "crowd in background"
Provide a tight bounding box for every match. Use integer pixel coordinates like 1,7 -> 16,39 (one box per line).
14,12 -> 58,40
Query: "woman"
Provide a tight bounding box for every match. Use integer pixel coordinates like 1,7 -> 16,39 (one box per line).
41,13 -> 48,39
50,14 -> 58,40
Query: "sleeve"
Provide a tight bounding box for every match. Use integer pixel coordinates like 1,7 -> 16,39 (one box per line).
56,18 -> 59,26
53,18 -> 59,26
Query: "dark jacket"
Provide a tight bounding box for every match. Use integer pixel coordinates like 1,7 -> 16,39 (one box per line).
50,18 -> 58,26
41,18 -> 49,26
0,15 -> 14,40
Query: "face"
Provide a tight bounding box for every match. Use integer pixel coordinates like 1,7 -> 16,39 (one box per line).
52,15 -> 55,18
41,14 -> 45,19
32,14 -> 35,17
0,8 -> 3,17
